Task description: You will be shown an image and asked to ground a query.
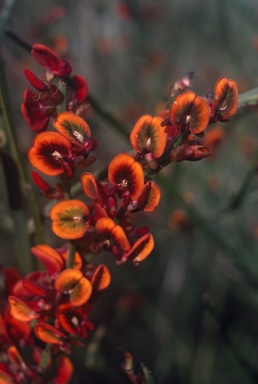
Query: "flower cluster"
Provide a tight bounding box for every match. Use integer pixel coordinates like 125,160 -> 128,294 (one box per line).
0,44 -> 238,383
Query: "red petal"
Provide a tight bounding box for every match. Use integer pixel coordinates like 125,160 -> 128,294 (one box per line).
73,75 -> 88,104
24,69 -> 48,91
55,356 -> 74,384
21,89 -> 50,132
32,44 -> 72,77
31,244 -> 63,275
31,171 -> 51,192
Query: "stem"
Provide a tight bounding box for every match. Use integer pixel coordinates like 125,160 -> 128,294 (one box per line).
237,87 -> 258,109
87,94 -> 129,139
39,344 -> 51,370
146,128 -> 191,177
0,58 -> 45,250
66,241 -> 76,269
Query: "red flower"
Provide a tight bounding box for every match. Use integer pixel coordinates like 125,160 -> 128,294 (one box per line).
32,44 -> 72,80
170,140 -> 211,161
72,74 -> 89,104
21,89 -> 53,132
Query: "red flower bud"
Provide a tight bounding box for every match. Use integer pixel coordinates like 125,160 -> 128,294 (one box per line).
170,140 -> 210,161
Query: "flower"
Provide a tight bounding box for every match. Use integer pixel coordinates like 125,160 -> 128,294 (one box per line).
212,77 -> 238,122
50,199 -> 90,239
108,153 -> 144,200
31,44 -> 72,80
28,131 -> 73,176
170,91 -> 210,134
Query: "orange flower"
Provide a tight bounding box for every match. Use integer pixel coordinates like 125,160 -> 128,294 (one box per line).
108,153 -> 144,200
34,323 -> 67,345
125,233 -> 154,265
213,77 -> 238,122
96,217 -> 130,253
8,296 -> 40,322
136,181 -> 161,212
55,269 -> 92,306
80,172 -> 105,206
170,91 -> 210,134
53,111 -> 91,146
28,131 -> 73,176
50,200 -> 90,239
91,264 -> 111,292
130,114 -> 167,158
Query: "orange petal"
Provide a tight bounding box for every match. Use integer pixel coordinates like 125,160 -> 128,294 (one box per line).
80,172 -> 104,206
108,153 -> 144,200
28,132 -> 72,176
55,269 -> 92,306
35,323 -> 66,345
213,77 -> 238,121
137,181 -> 161,211
8,296 -> 39,322
31,244 -> 63,275
55,269 -> 83,293
91,264 -> 111,292
170,91 -> 210,134
8,346 -> 27,369
53,111 -> 91,145
69,276 -> 92,306
50,199 -> 90,240
126,233 -> 154,265
96,217 -> 130,252
130,114 -> 167,158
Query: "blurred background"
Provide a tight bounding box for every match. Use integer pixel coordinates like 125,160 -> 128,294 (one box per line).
1,0 -> 258,383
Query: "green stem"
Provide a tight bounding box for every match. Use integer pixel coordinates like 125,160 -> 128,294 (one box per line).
146,128 -> 191,177
66,241 -> 76,269
237,87 -> 258,109
0,57 -> 45,247
39,344 -> 51,370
